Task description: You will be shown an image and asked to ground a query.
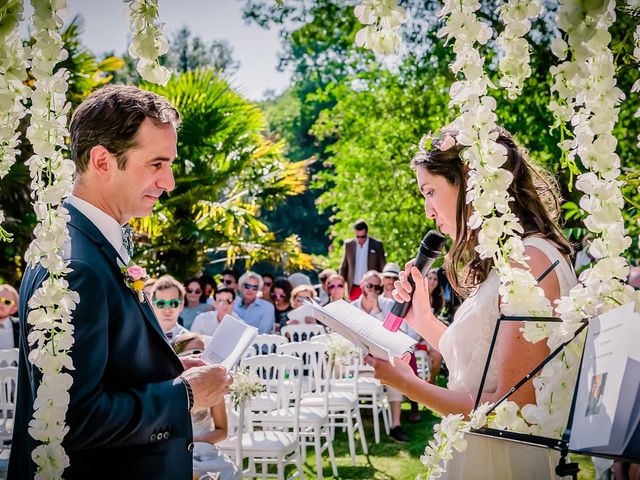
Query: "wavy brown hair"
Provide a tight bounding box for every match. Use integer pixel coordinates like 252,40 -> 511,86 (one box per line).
410,126 -> 572,298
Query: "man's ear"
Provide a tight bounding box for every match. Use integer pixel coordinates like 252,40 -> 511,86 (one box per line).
87,145 -> 116,178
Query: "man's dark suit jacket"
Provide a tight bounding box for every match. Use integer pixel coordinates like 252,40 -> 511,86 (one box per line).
8,203 -> 193,479
339,236 -> 386,288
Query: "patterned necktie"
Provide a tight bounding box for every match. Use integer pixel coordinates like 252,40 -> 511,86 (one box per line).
165,331 -> 173,340
122,224 -> 133,257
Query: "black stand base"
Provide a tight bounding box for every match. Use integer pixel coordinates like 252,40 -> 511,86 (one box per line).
555,448 -> 580,479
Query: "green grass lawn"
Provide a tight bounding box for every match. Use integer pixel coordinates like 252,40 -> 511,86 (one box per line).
298,403 -> 596,479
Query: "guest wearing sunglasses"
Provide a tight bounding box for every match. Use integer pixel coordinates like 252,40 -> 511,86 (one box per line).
260,273 -> 275,303
151,275 -> 191,345
287,285 -> 319,325
221,269 -> 240,292
326,274 -> 348,303
191,286 -> 236,336
199,274 -> 217,306
351,270 -> 392,321
180,277 -> 214,330
0,284 -> 20,350
271,278 -> 293,332
233,271 -> 275,334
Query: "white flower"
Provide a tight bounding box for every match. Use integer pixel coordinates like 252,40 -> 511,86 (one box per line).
353,0 -> 407,55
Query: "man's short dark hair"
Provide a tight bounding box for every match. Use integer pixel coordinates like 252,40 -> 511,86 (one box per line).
221,269 -> 240,282
353,219 -> 368,232
214,285 -> 236,300
70,85 -> 181,173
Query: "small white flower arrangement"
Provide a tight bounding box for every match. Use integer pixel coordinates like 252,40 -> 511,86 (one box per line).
229,369 -> 266,409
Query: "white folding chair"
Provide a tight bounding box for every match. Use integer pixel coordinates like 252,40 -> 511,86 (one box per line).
280,324 -> 325,343
301,336 -> 368,466
220,355 -> 305,480
0,367 -> 18,447
276,342 -> 338,479
251,334 -> 289,355
0,349 -> 18,368
414,349 -> 431,382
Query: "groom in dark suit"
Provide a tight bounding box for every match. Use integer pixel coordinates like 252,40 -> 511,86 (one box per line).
340,219 -> 386,300
8,86 -> 232,479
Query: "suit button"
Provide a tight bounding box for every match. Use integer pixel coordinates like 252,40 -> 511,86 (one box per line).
187,442 -> 194,452
163,432 -> 170,440
150,433 -> 157,442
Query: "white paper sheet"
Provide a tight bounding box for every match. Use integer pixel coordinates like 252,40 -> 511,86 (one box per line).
202,314 -> 258,370
302,299 -> 416,363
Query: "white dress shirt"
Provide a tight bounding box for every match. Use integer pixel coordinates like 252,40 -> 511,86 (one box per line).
353,237 -> 369,286
67,195 -> 130,263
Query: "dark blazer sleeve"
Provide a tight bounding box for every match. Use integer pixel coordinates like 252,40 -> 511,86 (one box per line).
378,240 -> 386,272
339,240 -> 350,281
53,260 -> 190,450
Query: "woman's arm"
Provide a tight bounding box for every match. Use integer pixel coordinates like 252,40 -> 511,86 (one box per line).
192,402 -> 228,444
370,245 -> 562,415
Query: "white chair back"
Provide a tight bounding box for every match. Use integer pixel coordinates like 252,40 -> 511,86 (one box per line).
0,349 -> 18,367
250,334 -> 289,355
308,332 -> 342,346
280,324 -> 325,342
414,349 -> 430,381
0,366 -> 18,442
277,341 -> 329,396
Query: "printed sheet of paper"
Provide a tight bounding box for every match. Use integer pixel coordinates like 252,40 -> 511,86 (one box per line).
301,299 -> 416,363
569,302 -> 640,453
202,314 -> 258,370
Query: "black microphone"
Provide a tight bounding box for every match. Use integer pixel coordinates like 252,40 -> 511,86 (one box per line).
382,230 -> 446,332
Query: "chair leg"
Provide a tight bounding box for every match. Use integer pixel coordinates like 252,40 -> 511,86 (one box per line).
372,395 -> 380,444
355,407 -> 368,455
313,428 -> 323,480
345,411 -> 357,466
277,458 -> 285,480
382,396 -> 390,435
325,424 -> 339,477
296,441 -> 306,480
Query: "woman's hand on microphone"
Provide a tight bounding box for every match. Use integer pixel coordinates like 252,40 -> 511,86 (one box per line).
393,260 -> 433,333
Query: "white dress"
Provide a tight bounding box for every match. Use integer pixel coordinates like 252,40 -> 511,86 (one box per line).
438,237 -> 578,480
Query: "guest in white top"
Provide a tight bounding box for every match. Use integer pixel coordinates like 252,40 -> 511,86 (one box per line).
0,284 -> 19,350
150,275 -> 190,345
192,285 -> 236,336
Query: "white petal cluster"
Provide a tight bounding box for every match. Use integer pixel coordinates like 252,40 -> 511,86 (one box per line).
0,0 -> 30,241
496,0 -> 543,99
419,414 -> 469,479
229,368 -> 266,409
127,0 -> 171,85
25,1 -> 76,478
354,0 -> 407,55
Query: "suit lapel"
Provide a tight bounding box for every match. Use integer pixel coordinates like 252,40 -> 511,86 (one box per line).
65,202 -> 170,344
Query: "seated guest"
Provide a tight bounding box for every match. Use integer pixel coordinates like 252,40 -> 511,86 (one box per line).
192,285 -> 236,336
315,268 -> 337,306
260,272 -> 274,302
352,270 -> 392,320
326,273 -> 348,303
288,285 -> 318,325
181,277 -> 213,330
151,275 -> 190,345
200,274 -> 217,306
272,278 -> 293,332
233,271 -> 275,334
380,262 -> 400,300
173,332 -> 207,356
0,284 -> 20,350
170,335 -> 239,480
221,269 -> 240,292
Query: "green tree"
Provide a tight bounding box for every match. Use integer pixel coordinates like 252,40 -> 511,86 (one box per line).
135,69 -> 314,279
0,16 -> 123,285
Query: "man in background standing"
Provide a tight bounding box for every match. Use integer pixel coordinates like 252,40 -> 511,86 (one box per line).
340,219 -> 386,301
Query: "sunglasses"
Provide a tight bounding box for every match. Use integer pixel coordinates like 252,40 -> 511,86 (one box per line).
328,284 -> 344,290
153,299 -> 181,309
215,298 -> 233,305
294,295 -> 310,303
223,279 -> 235,286
356,234 -> 367,239
263,281 -> 273,287
271,292 -> 286,300
0,297 -> 16,307
364,282 -> 382,290
243,283 -> 259,291
186,288 -> 202,294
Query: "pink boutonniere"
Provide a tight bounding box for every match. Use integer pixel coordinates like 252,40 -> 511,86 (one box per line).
120,263 -> 149,303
